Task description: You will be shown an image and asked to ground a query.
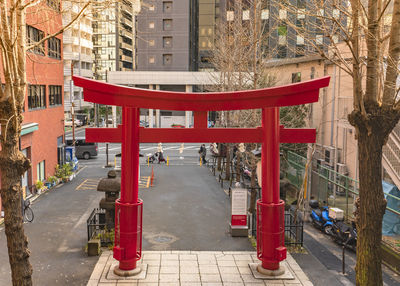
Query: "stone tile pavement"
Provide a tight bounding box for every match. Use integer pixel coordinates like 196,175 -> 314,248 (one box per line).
87,251 -> 313,286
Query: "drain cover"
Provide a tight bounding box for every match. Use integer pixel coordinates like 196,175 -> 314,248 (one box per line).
153,235 -> 173,243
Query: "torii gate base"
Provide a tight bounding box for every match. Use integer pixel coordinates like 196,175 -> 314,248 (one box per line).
73,75 -> 329,277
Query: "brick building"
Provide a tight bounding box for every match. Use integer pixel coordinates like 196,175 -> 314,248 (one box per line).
0,1 -> 64,215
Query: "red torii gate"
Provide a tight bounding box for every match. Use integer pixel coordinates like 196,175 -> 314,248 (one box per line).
73,75 -> 329,275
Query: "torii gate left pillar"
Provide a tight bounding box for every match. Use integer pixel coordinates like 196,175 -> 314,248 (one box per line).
112,107 -> 143,272
73,75 -> 330,276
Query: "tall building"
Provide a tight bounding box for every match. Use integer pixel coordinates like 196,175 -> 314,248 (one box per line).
135,0 -> 198,71
0,1 -> 64,201
62,1 -> 94,115
92,0 -> 139,81
224,0 -> 346,59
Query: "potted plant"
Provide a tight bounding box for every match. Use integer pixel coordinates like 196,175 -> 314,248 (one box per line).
35,180 -> 47,194
47,176 -> 58,187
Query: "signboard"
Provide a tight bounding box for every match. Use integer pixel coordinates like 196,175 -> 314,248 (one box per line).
231,188 -> 248,226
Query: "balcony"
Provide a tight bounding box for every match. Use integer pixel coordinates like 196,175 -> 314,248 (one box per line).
120,17 -> 133,28
81,38 -> 93,49
80,23 -> 93,35
121,54 -> 133,62
120,42 -> 133,51
120,29 -> 132,38
63,51 -> 80,61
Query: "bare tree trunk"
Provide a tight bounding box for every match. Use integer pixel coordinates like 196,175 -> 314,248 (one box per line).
249,166 -> 257,214
225,143 -> 231,180
0,103 -> 32,286
236,151 -> 241,183
217,143 -> 222,171
350,107 -> 400,286
355,131 -> 385,286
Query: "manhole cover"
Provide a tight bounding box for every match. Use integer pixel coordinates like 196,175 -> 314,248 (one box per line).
153,235 -> 173,243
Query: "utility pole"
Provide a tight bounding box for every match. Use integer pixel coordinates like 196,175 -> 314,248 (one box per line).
71,62 -> 76,146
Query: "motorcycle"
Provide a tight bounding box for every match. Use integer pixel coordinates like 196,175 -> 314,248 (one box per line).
309,200 -> 334,235
331,220 -> 357,251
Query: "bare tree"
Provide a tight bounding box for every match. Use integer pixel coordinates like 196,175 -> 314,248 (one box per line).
0,0 -> 119,284
279,0 -> 400,284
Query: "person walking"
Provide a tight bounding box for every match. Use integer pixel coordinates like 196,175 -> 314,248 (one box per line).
199,144 -> 207,164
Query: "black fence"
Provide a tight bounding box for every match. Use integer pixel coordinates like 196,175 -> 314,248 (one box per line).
87,208 -> 106,241
251,208 -> 304,247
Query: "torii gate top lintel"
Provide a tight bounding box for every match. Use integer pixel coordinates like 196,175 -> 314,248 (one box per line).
72,76 -> 330,111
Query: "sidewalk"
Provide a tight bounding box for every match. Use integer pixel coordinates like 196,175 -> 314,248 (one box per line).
87,250 -> 313,286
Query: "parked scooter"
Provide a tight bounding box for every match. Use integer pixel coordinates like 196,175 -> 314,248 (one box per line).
331,220 -> 357,251
309,200 -> 334,235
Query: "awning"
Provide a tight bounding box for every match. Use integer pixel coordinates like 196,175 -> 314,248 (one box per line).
21,123 -> 38,136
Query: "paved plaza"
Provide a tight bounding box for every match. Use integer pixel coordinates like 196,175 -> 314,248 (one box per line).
87,250 -> 313,286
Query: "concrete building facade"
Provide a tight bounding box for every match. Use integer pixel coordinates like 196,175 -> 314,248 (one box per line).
92,0 -> 140,81
135,0 -> 196,71
62,0 -> 94,115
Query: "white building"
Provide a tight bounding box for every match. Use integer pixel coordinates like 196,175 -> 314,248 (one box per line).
63,0 -> 94,115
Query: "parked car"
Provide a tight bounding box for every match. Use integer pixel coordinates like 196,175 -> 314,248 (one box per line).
65,137 -> 98,160
64,119 -> 82,127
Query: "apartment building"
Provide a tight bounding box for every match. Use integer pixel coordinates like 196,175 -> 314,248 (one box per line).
92,0 -> 140,81
0,0 -> 64,202
63,1 -> 94,115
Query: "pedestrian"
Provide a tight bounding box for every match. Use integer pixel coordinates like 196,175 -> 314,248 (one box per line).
198,144 -> 207,163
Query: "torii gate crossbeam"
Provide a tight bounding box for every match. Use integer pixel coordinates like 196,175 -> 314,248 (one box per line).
73,75 -> 330,275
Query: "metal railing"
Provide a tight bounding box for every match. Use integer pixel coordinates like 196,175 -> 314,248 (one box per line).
87,208 -> 106,241
250,207 -> 304,246
286,151 -> 400,220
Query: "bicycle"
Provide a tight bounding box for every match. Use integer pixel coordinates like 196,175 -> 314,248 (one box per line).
23,199 -> 34,223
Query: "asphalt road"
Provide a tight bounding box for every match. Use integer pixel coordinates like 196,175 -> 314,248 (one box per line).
0,165 -> 105,286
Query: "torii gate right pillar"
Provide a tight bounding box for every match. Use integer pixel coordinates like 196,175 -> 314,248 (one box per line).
257,107 -> 286,272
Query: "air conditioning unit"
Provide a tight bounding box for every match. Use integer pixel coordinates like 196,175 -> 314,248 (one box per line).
336,163 -> 348,175
324,146 -> 336,166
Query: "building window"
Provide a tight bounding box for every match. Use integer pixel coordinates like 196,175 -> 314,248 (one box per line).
316,34 -> 324,45
26,25 -> 44,55
292,72 -> 301,83
28,85 -> 46,109
243,10 -> 250,20
47,0 -> 60,11
149,22 -> 155,29
296,36 -> 304,45
37,161 -> 45,182
227,11 -> 234,21
163,37 -> 172,48
277,45 -> 287,58
48,37 -> 61,59
295,45 -> 305,57
49,85 -> 62,106
163,19 -> 172,31
279,9 -> 287,20
163,54 -> 172,65
261,9 -> 269,20
148,39 -> 155,47
278,25 -> 287,45
149,56 -> 155,64
163,1 -> 172,13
